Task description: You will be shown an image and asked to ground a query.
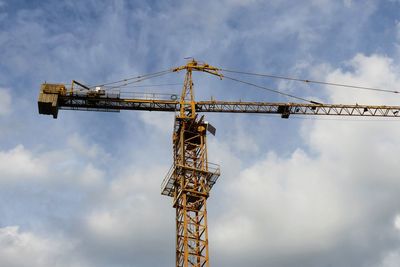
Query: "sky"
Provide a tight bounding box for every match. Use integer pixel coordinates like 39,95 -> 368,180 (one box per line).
1,0 -> 400,266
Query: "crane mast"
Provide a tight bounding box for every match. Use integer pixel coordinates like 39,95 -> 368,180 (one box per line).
161,61 -> 223,267
37,59 -> 400,267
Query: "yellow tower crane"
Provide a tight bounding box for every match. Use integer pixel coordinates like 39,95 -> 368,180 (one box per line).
38,59 -> 400,267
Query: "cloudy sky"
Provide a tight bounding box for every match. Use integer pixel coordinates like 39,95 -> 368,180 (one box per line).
1,0 -> 400,267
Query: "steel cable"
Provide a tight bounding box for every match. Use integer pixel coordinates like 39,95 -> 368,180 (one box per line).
223,75 -> 319,103
221,68 -> 399,94
92,69 -> 173,88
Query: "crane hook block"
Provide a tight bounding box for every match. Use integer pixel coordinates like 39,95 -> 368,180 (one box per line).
38,83 -> 66,119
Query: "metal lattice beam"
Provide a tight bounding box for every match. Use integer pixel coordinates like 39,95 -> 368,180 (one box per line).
51,96 -> 400,118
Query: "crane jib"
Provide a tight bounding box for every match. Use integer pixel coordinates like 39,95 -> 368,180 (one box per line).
38,85 -> 400,119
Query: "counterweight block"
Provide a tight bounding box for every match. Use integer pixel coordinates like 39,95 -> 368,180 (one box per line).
38,83 -> 65,118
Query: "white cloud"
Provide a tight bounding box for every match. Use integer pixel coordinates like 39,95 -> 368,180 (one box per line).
379,250 -> 400,267
0,88 -> 11,115
214,149 -> 349,259
212,54 -> 400,265
0,145 -> 47,181
67,133 -> 110,162
395,215 -> 400,231
77,163 -> 106,188
396,21 -> 400,55
0,226 -> 85,267
78,165 -> 174,266
343,0 -> 353,7
326,54 -> 400,105
375,213 -> 400,267
86,165 -> 171,240
0,142 -> 107,192
216,116 -> 261,154
138,112 -> 174,134
222,0 -> 260,6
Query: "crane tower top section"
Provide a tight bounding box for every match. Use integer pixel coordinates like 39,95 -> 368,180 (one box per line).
173,59 -> 223,119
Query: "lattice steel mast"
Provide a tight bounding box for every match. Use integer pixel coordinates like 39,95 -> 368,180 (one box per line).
161,60 -> 222,267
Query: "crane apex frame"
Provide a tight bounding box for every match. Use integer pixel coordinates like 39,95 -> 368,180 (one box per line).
38,59 -> 400,267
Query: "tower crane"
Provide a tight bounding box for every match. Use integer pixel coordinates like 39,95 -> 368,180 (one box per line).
38,59 -> 400,267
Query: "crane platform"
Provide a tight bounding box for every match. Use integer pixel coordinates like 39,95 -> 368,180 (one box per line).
161,162 -> 220,197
